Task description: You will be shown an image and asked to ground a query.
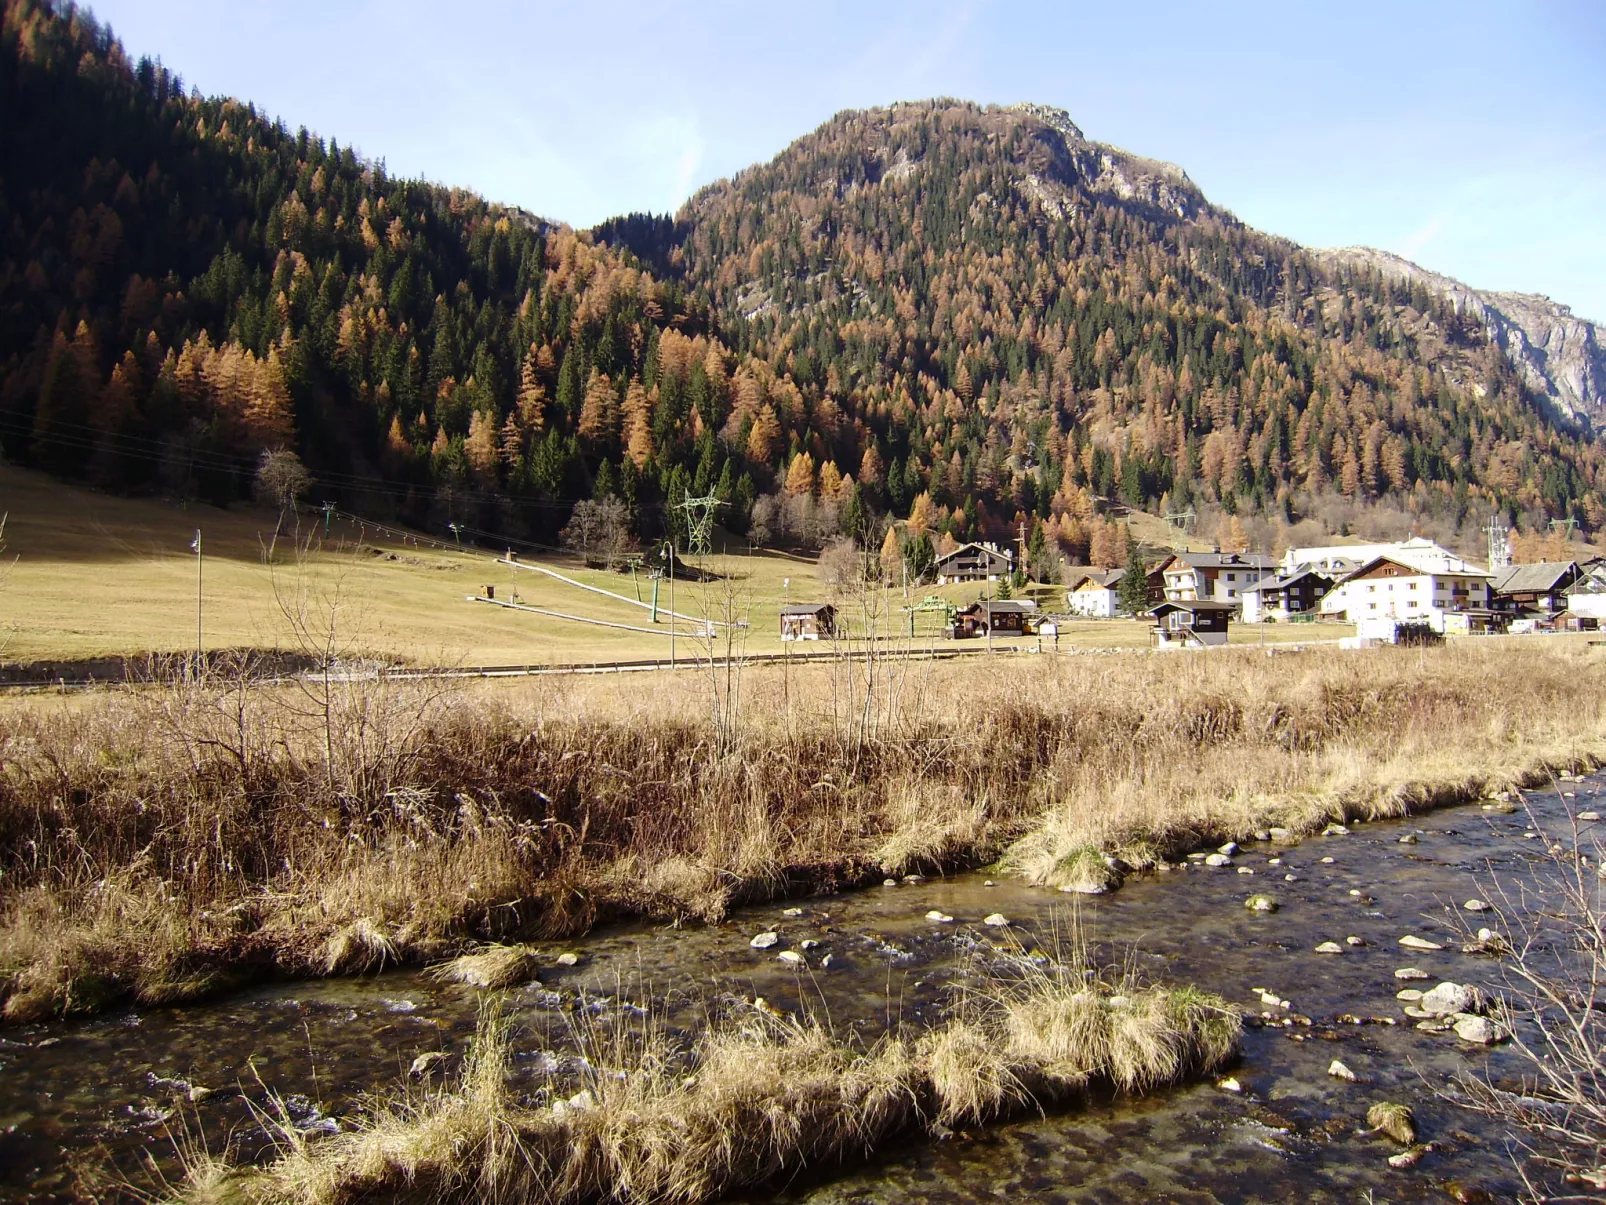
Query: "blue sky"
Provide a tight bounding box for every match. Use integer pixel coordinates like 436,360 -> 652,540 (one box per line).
89,1 -> 1606,321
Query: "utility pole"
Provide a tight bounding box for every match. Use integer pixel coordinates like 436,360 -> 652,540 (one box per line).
190,529 -> 203,676
448,522 -> 463,550
665,541 -> 676,668
320,501 -> 337,537
1017,519 -> 1029,584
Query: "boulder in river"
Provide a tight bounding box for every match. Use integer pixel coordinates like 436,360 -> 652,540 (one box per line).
1245,895 -> 1279,913
777,950 -> 805,966
1388,1144 -> 1431,1168
1462,899 -> 1489,912
1218,841 -> 1240,856
1205,853 -> 1233,867
983,913 -> 1009,927
1419,982 -> 1480,1017
555,952 -> 582,967
1451,1014 -> 1506,1044
1397,833 -> 1418,845
1328,1059 -> 1357,1081
1397,988 -> 1424,1002
409,1052 -> 448,1078
924,910 -> 955,923
1366,1101 -> 1417,1145
1345,935 -> 1365,946
1398,935 -> 1444,951
1578,811 -> 1600,822
1323,823 -> 1351,836
750,931 -> 780,949
1314,941 -> 1344,954
1395,967 -> 1430,980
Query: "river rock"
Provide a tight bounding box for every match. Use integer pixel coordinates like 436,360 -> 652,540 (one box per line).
1254,830 -> 1271,841
1346,935 -> 1365,946
1245,895 -> 1279,913
882,879 -> 897,887
984,880 -> 996,887
1284,873 -> 1299,881
1260,991 -> 1290,1008
1205,853 -> 1233,867
800,939 -> 819,949
1415,1017 -> 1454,1032
1323,823 -> 1351,836
1320,856 -> 1336,864
1397,988 -> 1424,1001
1419,982 -> 1479,1017
1452,1014 -> 1506,1044
1395,967 -> 1430,980
555,952 -> 582,967
1399,935 -> 1444,951
1463,899 -> 1489,912
820,954 -> 834,969
782,907 -> 804,917
1268,857 -> 1282,865
983,913 -> 1009,927
1398,833 -> 1418,845
1237,866 -> 1256,875
1579,811 -> 1601,822
1269,827 -> 1292,839
1315,941 -> 1344,954
1367,1101 -> 1417,1145
1388,1144 -> 1430,1168
409,1052 -> 448,1078
750,932 -> 780,949
1218,842 -> 1240,856
1443,1180 -> 1494,1204
188,1086 -> 215,1103
1328,1059 -> 1357,1081
925,910 -> 954,923
1218,1077 -> 1244,1093
777,950 -> 805,966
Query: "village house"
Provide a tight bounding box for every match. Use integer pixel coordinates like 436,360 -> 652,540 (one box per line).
1149,599 -> 1235,648
1063,564 -> 1164,617
1488,561 -> 1582,618
1239,568 -> 1336,623
1156,551 -> 1276,607
951,599 -> 1036,638
779,603 -> 836,641
1318,555 -> 1492,631
1281,537 -> 1477,577
933,541 -> 1014,585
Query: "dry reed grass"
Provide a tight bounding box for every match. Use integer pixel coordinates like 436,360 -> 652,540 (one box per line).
3,641 -> 1604,1023
165,961 -> 1241,1205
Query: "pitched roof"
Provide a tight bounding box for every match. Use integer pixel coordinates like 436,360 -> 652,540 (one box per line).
1490,561 -> 1579,595
1337,555 -> 1490,585
1162,551 -> 1275,572
1150,599 -> 1238,614
1242,567 -> 1334,595
780,603 -> 834,615
934,541 -> 1012,564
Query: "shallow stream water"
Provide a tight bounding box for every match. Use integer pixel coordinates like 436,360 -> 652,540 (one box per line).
2,774 -> 1601,1203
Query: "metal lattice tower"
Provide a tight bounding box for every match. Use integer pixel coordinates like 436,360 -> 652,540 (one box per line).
1484,516 -> 1511,572
1164,507 -> 1197,534
1550,517 -> 1578,541
675,493 -> 724,559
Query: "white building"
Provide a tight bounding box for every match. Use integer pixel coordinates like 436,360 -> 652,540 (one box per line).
1065,569 -> 1122,617
1283,537 -> 1479,577
1318,554 -> 1492,631
1158,551 -> 1276,607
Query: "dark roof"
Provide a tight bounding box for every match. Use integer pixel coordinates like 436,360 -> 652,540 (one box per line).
1068,567 -> 1123,589
1162,551 -> 1275,572
1337,555 -> 1490,585
934,542 -> 1013,564
780,603 -> 833,616
1150,599 -> 1238,614
958,600 -> 1036,614
1490,561 -> 1578,595
1243,567 -> 1335,594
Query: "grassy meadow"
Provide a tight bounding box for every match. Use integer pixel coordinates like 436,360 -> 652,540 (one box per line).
0,464 -> 1337,668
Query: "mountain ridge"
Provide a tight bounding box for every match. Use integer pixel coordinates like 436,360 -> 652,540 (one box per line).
2,1 -> 1603,563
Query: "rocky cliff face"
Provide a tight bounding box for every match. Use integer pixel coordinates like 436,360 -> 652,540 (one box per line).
1316,246 -> 1606,430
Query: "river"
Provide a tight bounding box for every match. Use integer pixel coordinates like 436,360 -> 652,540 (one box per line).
1,773 -> 1598,1203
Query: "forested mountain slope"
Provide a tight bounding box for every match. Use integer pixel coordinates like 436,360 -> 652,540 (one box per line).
600,101 -> 1606,545
3,0 -> 1602,563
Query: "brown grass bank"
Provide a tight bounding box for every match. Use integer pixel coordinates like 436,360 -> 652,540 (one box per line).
168,967 -> 1241,1205
2,642 -> 1604,1023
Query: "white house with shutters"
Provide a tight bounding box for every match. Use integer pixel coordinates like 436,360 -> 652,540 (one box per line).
1318,554 -> 1492,630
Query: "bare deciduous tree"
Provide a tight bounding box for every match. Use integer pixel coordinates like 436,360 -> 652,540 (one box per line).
561,497 -> 638,570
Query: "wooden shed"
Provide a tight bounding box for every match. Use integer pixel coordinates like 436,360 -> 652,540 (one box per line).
1149,599 -> 1235,648
780,603 -> 836,641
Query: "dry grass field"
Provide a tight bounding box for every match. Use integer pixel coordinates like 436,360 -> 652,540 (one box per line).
2,638 -> 1602,1027
0,464 -> 1340,668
